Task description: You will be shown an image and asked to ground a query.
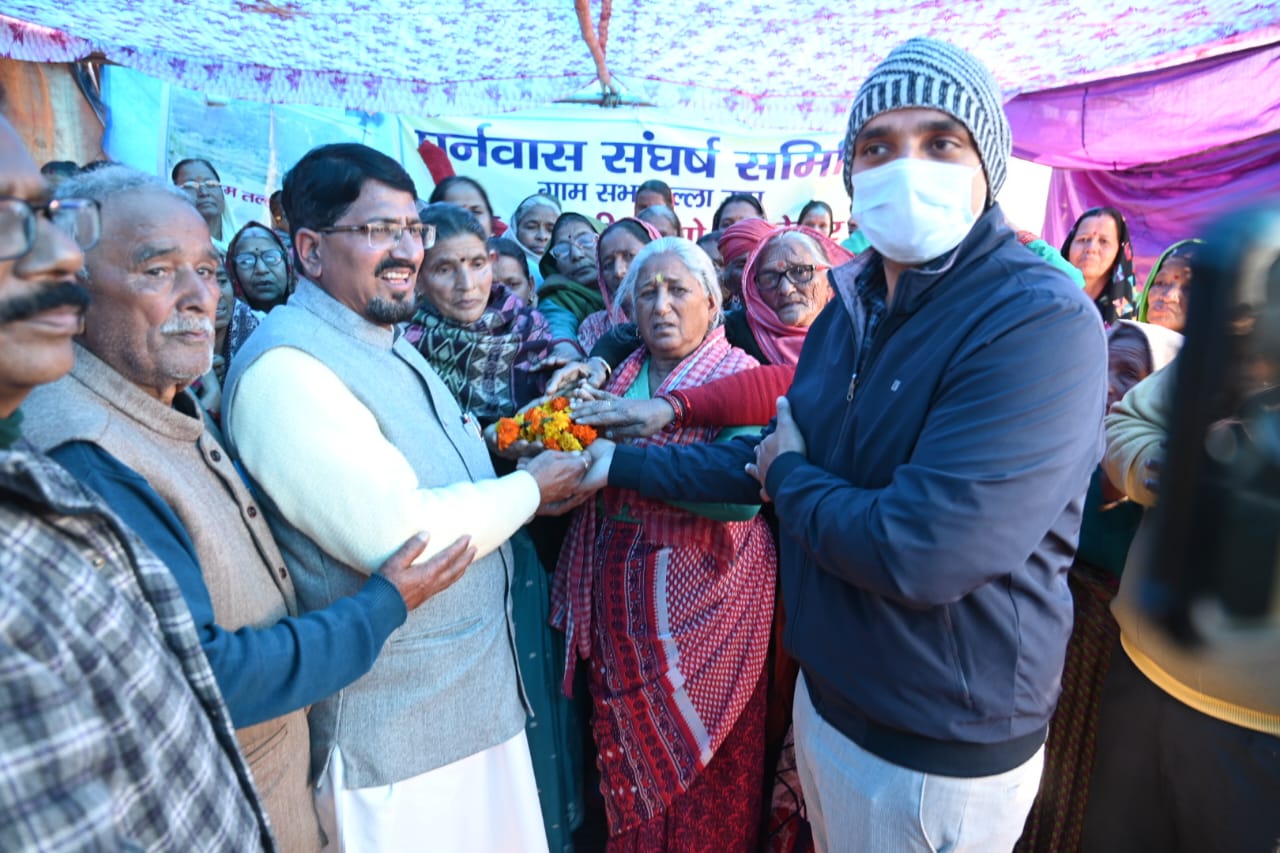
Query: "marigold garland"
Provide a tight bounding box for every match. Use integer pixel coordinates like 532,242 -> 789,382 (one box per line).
496,396 -> 598,452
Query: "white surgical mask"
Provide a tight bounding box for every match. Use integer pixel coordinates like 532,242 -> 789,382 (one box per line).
850,158 -> 979,265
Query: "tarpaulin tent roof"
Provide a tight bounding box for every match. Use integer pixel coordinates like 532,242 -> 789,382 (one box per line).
2,1 -> 1278,131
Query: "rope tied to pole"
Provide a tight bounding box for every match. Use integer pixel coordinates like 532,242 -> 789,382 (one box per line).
574,0 -> 615,100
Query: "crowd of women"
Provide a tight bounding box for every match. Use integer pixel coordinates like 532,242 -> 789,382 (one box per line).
34,148 -> 1208,851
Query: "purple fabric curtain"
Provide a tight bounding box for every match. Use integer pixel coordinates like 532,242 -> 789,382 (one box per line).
1007,42 -> 1280,282
1008,43 -> 1280,170
1044,130 -> 1280,280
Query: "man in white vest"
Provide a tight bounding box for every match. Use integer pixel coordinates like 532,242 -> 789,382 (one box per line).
223,142 -> 588,852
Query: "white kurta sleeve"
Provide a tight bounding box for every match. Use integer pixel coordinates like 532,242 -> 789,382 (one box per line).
227,346 -> 541,572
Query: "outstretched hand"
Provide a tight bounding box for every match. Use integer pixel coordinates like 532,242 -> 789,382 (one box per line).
545,357 -> 610,396
745,397 -> 806,502
521,450 -> 593,510
534,438 -> 616,516
570,386 -> 676,439
378,531 -> 477,611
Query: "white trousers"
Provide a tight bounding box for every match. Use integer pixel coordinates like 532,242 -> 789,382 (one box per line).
793,673 -> 1043,853
315,730 -> 549,853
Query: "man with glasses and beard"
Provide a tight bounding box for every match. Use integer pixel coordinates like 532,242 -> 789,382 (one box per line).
22,163 -> 481,851
221,143 -> 589,851
0,112 -> 273,848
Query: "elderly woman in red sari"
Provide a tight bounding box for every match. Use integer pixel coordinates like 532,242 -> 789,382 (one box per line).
552,237 -> 777,851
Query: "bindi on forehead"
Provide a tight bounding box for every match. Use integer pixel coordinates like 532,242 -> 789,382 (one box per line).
559,223 -> 592,239
432,250 -> 486,264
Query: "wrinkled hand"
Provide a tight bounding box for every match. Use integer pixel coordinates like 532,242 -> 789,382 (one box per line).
582,437 -> 614,493
570,387 -> 675,439
545,357 -> 610,396
745,397 -> 806,502
378,532 -> 477,611
520,449 -> 591,509
534,438 -> 615,516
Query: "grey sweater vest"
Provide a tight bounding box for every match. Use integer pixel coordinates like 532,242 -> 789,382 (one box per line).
223,280 -> 527,788
23,346 -> 319,851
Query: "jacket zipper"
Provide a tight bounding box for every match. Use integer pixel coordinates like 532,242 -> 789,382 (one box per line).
829,312 -> 908,467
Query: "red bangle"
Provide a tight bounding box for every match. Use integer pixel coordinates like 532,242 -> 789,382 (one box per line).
660,391 -> 687,431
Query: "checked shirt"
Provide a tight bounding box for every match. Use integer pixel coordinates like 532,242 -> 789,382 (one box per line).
0,441 -> 274,851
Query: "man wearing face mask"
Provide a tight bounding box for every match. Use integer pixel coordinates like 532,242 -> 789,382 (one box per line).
574,38 -> 1107,851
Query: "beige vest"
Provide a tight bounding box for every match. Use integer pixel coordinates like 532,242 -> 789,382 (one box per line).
23,345 -> 321,852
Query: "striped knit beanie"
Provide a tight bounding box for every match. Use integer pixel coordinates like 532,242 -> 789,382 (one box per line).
842,38 -> 1011,200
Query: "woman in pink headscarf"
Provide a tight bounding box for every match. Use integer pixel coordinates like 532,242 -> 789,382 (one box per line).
573,224 -> 853,437
577,217 -> 662,352
737,225 -> 854,367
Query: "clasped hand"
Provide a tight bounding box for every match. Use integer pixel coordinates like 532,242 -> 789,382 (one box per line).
521,437 -> 615,516
745,397 -> 806,502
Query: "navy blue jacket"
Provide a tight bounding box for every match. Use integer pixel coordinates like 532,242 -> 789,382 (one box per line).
610,205 -> 1107,776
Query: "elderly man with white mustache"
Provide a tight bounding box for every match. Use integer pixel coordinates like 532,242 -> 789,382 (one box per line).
21,164 -> 479,852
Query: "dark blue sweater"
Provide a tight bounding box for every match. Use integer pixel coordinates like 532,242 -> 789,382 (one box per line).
610,205 -> 1108,776
50,441 -> 407,729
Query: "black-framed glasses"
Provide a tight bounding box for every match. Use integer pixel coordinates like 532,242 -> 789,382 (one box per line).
233,249 -> 286,270
177,179 -> 222,193
0,196 -> 101,261
548,233 -> 599,262
317,221 -> 436,251
756,263 -> 830,292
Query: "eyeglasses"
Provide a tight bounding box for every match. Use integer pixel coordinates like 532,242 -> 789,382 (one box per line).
0,196 -> 101,261
233,249 -> 286,270
756,263 -> 830,292
177,179 -> 222,193
317,222 -> 436,251
548,233 -> 599,262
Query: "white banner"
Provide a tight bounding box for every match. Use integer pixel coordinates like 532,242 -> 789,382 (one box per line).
102,66 -> 854,243
417,115 -> 849,240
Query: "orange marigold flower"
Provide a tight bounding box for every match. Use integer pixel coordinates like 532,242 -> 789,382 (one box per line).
503,398 -> 597,452
496,418 -> 520,451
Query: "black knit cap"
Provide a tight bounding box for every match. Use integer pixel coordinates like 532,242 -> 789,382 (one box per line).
842,38 -> 1012,200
